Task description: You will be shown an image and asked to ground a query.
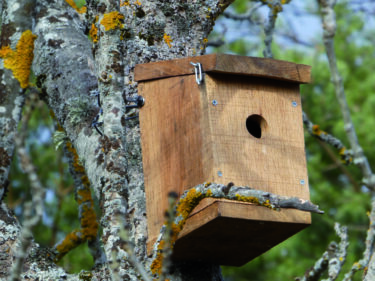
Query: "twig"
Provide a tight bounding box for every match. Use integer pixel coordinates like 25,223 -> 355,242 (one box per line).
295,223 -> 348,281
318,0 -> 375,190
343,200 -> 375,280
9,93 -> 45,281
303,111 -> 353,165
323,223 -> 348,281
223,2 -> 264,24
53,140 -> 100,262
116,215 -> 152,281
263,0 -> 291,58
159,192 -> 178,281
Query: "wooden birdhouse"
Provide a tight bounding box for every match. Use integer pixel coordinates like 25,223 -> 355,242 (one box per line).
135,54 -> 311,266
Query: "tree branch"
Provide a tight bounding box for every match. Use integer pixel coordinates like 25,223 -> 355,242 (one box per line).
296,223 -> 348,281
9,93 -> 45,281
318,0 -> 375,190
344,199 -> 375,280
263,0 -> 291,58
303,111 -> 353,165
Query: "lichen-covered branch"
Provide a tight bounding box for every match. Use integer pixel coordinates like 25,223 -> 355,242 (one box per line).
151,182 -> 323,278
324,223 -> 348,281
296,223 -> 348,281
303,111 -> 353,165
262,0 -> 291,58
10,93 -> 45,281
53,138 -> 100,263
318,0 -> 375,190
344,200 -> 375,280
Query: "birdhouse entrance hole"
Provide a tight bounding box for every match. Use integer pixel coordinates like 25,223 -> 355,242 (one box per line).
246,114 -> 267,139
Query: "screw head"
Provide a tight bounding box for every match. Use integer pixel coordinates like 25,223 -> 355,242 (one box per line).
292,101 -> 298,107
212,100 -> 218,106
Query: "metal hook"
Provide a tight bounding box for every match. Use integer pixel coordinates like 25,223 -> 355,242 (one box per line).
125,95 -> 145,110
190,62 -> 203,85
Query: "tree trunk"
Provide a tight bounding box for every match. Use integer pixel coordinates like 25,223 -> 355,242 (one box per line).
0,0 -> 233,280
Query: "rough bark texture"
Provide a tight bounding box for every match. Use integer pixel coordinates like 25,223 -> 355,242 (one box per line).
1,0 -> 234,280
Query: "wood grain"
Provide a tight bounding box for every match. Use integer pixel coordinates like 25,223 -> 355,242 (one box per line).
134,54 -> 311,84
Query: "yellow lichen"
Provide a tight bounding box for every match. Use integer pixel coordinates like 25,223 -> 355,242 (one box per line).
150,252 -> 163,275
312,124 -> 322,136
120,0 -> 130,6
89,16 -> 99,43
65,0 -> 87,14
151,188 -> 208,275
66,141 -> 85,174
55,230 -> 83,258
235,194 -> 260,204
176,188 -> 205,220
0,30 -> 37,88
81,204 -> 99,241
77,182 -> 92,204
163,33 -> 173,48
100,11 -> 125,31
235,194 -> 275,210
134,0 -> 142,5
77,183 -> 99,241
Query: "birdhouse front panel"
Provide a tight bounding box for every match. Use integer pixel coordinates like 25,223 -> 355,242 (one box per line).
203,74 -> 309,200
135,54 -> 312,265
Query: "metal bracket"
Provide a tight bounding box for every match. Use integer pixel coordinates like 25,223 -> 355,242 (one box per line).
190,62 -> 203,85
125,95 -> 145,110
90,90 -> 146,135
125,95 -> 145,120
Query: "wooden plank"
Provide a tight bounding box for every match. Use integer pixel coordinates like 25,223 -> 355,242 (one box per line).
172,198 -> 311,265
134,54 -> 311,84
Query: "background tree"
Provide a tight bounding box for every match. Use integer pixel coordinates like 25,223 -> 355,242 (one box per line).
1,0 -> 375,280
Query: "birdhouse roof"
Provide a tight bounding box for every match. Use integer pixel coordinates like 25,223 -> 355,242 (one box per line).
134,54 -> 311,84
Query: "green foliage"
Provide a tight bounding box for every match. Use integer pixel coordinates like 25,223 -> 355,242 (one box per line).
231,0 -> 249,14
74,0 -> 86,9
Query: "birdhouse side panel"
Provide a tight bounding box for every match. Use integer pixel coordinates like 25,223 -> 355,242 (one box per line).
138,75 -> 213,248
203,74 -> 310,200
